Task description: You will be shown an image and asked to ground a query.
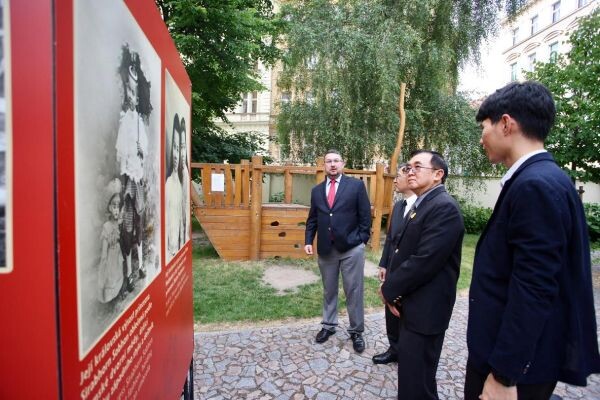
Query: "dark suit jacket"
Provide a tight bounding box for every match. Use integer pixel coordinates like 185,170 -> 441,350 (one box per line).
381,185 -> 464,335
379,199 -> 408,269
467,152 -> 600,386
305,175 -> 371,256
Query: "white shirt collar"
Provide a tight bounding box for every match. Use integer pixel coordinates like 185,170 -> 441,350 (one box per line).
327,175 -> 342,186
403,194 -> 417,217
500,149 -> 547,187
404,194 -> 417,208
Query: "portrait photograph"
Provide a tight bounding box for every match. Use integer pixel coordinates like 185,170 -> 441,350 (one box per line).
74,0 -> 162,357
164,70 -> 191,264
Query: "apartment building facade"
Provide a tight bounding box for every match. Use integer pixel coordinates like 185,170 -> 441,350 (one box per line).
502,0 -> 598,83
213,60 -> 283,162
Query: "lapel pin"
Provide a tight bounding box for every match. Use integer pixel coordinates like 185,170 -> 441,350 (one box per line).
410,212 -> 416,219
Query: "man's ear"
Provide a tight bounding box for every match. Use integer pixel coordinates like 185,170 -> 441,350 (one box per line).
435,169 -> 445,183
501,114 -> 515,136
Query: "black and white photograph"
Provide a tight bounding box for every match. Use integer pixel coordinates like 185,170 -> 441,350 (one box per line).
0,0 -> 11,273
164,70 -> 190,264
74,0 -> 162,357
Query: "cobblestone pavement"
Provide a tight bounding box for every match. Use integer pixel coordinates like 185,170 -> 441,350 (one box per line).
194,265 -> 600,399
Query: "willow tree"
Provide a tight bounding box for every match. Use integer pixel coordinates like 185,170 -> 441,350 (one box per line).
276,0 -> 516,172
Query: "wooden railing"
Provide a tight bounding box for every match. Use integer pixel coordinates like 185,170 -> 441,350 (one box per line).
190,155 -> 395,259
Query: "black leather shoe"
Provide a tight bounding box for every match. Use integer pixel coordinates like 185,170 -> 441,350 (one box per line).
315,328 -> 335,343
350,333 -> 365,353
372,348 -> 397,364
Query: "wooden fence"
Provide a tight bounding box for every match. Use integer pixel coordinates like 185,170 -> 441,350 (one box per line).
191,155 -> 395,260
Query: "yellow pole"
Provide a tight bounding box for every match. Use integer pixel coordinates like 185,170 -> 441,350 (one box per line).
250,156 -> 263,260
390,83 -> 406,174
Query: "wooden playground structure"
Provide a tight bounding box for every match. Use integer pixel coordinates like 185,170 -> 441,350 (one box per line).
191,83 -> 407,261
190,156 -> 396,261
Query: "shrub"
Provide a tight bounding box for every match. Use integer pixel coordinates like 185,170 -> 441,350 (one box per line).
455,199 -> 600,242
584,203 -> 600,242
460,204 -> 493,234
454,197 -> 492,234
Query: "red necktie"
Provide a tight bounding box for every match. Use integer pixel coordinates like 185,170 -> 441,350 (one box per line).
328,179 -> 336,208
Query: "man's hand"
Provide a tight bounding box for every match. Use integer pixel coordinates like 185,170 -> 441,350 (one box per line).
378,282 -> 401,317
304,244 -> 313,255
480,373 -> 517,400
378,267 -> 386,282
386,303 -> 401,318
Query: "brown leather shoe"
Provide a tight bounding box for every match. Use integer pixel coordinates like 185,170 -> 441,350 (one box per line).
315,328 -> 335,343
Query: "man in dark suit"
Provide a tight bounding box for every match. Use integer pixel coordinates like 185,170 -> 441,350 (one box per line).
465,81 -> 600,400
379,150 -> 464,399
372,163 -> 416,365
305,149 -> 371,353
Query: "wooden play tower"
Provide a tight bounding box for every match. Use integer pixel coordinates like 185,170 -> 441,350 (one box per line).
191,83 -> 407,261
190,156 -> 396,261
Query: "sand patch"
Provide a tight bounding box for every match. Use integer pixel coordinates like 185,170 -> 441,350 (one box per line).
262,265 -> 320,295
262,259 -> 381,295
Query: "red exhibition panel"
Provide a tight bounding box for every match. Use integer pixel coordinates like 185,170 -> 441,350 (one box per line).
55,0 -> 193,398
0,0 -> 61,398
1,0 -> 194,398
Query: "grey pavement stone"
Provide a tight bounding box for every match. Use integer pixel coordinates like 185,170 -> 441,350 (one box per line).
195,282 -> 600,399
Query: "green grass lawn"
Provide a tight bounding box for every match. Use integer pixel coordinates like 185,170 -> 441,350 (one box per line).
193,233 -> 480,325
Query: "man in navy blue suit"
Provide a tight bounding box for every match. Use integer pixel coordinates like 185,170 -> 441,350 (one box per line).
305,149 -> 371,353
465,81 -> 600,400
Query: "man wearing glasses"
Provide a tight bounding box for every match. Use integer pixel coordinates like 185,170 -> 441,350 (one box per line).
372,163 -> 416,365
379,149 -> 464,399
305,149 -> 371,353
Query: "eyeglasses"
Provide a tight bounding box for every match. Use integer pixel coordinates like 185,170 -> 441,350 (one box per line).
400,165 -> 438,174
325,159 -> 342,164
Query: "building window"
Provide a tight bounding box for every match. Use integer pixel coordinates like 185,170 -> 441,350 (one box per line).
549,42 -> 559,62
242,91 -> 258,113
512,28 -> 519,46
528,53 -> 537,72
305,91 -> 315,104
578,0 -> 589,8
280,91 -> 291,105
552,2 -> 561,23
531,15 -> 538,35
306,55 -> 318,70
510,63 -> 518,81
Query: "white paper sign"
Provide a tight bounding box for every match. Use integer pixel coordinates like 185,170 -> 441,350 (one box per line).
211,173 -> 225,192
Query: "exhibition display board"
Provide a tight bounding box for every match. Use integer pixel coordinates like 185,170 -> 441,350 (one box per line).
0,0 -> 194,398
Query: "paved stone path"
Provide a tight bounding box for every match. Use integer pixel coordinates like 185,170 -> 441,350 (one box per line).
194,263 -> 600,399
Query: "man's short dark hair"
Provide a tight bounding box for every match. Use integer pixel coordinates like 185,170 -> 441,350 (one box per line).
324,149 -> 342,159
476,81 -> 556,142
409,149 -> 448,184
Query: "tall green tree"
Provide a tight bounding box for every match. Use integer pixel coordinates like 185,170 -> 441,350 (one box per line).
528,9 -> 600,183
276,0 -> 517,171
156,0 -> 282,162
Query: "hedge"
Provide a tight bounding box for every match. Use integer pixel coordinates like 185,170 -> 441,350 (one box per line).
458,200 -> 600,242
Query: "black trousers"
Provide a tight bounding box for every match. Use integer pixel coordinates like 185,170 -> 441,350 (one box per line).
393,320 -> 445,399
385,305 -> 400,352
464,358 -> 557,400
